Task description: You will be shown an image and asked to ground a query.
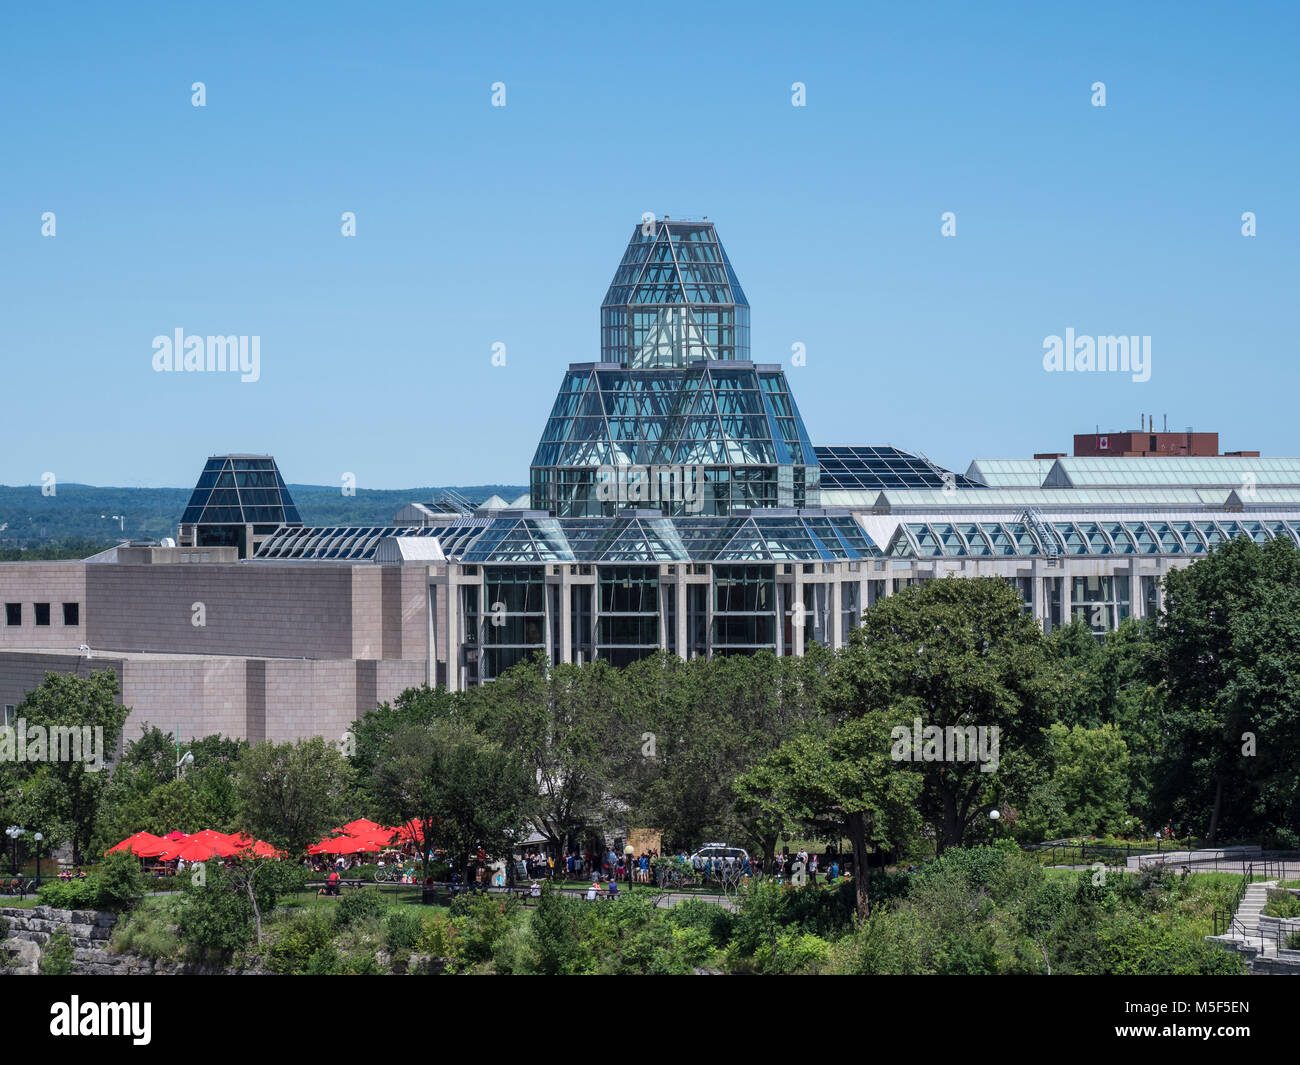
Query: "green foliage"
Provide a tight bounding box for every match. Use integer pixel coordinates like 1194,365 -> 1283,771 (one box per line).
6,670 -> 130,865
1150,536 -> 1300,843
333,889 -> 389,928
1262,889 -> 1300,918
96,850 -> 148,910
266,909 -> 336,974
383,908 -> 424,952
449,891 -> 516,964
109,899 -> 182,961
39,928 -> 75,975
236,737 -> 354,857
37,877 -> 100,909
175,862 -> 253,955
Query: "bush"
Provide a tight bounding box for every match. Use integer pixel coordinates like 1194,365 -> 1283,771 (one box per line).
175,864 -> 253,955
37,877 -> 101,910
97,852 -> 147,910
666,898 -> 734,949
754,930 -> 829,974
1263,889 -> 1300,919
334,889 -> 389,929
383,909 -> 423,953
450,891 -> 515,964
39,928 -> 75,975
267,910 -> 336,975
110,900 -> 181,961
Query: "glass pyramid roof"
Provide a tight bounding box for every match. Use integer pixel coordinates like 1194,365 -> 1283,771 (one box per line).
532,363 -> 815,469
180,455 -> 302,526
601,220 -> 750,367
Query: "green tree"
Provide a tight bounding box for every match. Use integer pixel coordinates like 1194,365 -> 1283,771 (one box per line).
466,655 -> 630,860
8,670 -> 130,864
828,578 -> 1059,853
235,736 -> 354,858
370,718 -> 535,885
1150,536 -> 1300,844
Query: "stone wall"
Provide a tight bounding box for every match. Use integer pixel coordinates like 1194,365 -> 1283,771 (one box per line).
0,905 -> 267,976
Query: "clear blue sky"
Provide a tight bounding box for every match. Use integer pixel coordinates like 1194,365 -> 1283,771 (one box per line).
2,1 -> 1296,489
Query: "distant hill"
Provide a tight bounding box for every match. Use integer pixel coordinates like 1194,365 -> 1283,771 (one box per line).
0,483 -> 528,550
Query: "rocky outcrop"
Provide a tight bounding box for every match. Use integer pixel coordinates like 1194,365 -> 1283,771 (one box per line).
0,906 -> 268,975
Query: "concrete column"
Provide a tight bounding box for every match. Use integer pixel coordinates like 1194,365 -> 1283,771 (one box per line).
675,570 -> 688,660
1059,569 -> 1072,628
445,577 -> 460,692
559,575 -> 573,664
829,577 -> 842,649
791,570 -> 805,657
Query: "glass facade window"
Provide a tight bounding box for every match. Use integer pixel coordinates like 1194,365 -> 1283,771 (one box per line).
596,565 -> 660,667
1071,576 -> 1131,636
477,567 -> 547,681
712,565 -> 776,651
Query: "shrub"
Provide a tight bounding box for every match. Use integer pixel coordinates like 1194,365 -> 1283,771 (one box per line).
383,909 -> 423,953
334,889 -> 389,928
416,911 -> 454,956
39,928 -> 75,975
666,897 -> 734,948
97,851 -> 148,910
110,900 -> 181,961
175,864 -> 253,955
37,877 -> 101,910
450,891 -> 515,964
754,930 -> 830,974
266,910 -> 336,975
1263,889 -> 1300,919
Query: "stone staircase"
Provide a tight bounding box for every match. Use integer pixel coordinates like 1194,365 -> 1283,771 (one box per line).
1206,880 -> 1300,974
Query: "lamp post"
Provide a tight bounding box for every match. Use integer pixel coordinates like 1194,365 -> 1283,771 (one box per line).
4,825 -> 25,875
175,750 -> 193,781
624,844 -> 634,885
989,809 -> 1001,841
33,832 -> 42,882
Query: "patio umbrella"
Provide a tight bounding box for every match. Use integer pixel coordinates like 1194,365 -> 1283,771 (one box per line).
154,837 -> 226,862
163,830 -> 187,842
106,831 -> 167,857
185,830 -> 242,857
341,818 -> 385,836
230,833 -> 283,859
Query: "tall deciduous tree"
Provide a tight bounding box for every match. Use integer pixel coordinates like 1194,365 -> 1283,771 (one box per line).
371,719 -> 536,885
8,670 -> 129,865
1151,536 -> 1300,844
235,736 -> 354,859
827,578 -> 1059,853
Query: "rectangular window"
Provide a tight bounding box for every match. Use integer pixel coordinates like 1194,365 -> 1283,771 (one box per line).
34,603 -> 51,627
4,603 -> 19,626
62,602 -> 80,626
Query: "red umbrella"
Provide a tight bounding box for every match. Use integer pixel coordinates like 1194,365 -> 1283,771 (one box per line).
342,818 -> 384,836
163,830 -> 187,842
106,831 -> 167,857
156,837 -> 225,862
230,833 -> 283,859
185,830 -> 242,857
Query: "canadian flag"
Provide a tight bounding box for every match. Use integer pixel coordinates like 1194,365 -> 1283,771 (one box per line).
1098,436 -> 1109,450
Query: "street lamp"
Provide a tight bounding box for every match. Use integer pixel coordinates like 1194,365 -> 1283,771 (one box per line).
175,750 -> 194,780
33,832 -> 42,882
4,825 -> 26,875
624,844 -> 634,885
989,809 -> 1001,841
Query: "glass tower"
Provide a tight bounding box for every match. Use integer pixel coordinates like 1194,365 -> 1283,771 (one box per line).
600,219 -> 749,367
531,219 -> 818,517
